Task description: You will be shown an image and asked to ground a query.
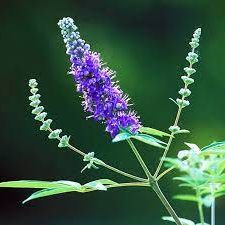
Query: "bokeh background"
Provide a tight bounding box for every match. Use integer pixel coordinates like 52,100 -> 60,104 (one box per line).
1,0 -> 225,224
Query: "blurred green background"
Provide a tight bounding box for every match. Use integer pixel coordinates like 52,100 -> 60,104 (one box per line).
1,0 -> 225,224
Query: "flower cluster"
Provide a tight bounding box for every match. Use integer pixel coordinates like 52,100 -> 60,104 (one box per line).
28,79 -> 71,148
58,17 -> 141,137
169,28 -> 201,133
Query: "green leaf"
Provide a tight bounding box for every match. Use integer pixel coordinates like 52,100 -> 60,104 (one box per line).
112,132 -> 132,142
173,194 -> 198,202
0,180 -> 72,189
201,141 -> 225,152
84,179 -> 118,191
112,131 -> 166,149
139,127 -> 171,137
23,186 -> 83,204
196,223 -> 210,225
1,179 -> 119,204
173,129 -> 190,135
173,177 -> 196,186
162,216 -> 195,225
131,134 -> 166,149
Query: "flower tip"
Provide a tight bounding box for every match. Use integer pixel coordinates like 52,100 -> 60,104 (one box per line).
29,79 -> 38,88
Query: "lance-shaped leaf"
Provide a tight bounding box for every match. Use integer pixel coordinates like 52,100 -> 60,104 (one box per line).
23,186 -> 83,204
162,216 -> 195,225
84,179 -> 118,191
173,194 -> 198,202
0,180 -> 76,189
139,127 -> 171,137
201,141 -> 225,152
112,131 -> 166,149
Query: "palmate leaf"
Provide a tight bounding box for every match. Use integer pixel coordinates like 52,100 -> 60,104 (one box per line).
0,179 -> 118,203
139,127 -> 171,137
112,131 -> 166,149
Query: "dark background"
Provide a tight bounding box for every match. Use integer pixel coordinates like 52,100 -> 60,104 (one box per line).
1,0 -> 225,224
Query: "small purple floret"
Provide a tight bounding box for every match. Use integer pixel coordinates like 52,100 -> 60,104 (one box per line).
58,17 -> 141,137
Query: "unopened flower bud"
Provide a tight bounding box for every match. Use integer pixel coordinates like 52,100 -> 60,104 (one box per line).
176,98 -> 190,108
184,67 -> 196,76
29,79 -> 38,88
178,88 -> 191,97
32,106 -> 44,115
30,88 -> 39,95
29,94 -> 41,101
48,129 -> 62,139
40,119 -> 52,131
169,125 -> 180,133
30,100 -> 41,108
58,135 -> 70,148
186,52 -> 198,64
181,76 -> 194,85
35,112 -> 47,121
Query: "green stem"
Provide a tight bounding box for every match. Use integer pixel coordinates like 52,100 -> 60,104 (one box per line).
84,182 -> 150,193
127,139 -> 182,225
196,189 -> 205,225
211,197 -> 215,225
156,166 -> 175,181
210,184 -> 215,225
152,183 -> 182,225
48,128 -> 147,182
154,60 -> 194,178
127,139 -> 153,180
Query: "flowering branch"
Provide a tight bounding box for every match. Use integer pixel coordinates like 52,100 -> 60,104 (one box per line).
154,28 -> 201,178
28,79 -> 147,183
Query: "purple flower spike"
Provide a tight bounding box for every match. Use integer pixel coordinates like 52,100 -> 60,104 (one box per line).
58,17 -> 141,137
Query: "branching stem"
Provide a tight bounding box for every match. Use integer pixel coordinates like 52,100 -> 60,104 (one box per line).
154,61 -> 193,178
48,128 -> 147,182
127,139 -> 182,225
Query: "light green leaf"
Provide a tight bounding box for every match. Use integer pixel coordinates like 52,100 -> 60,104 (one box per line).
173,129 -> 190,135
53,180 -> 82,189
162,216 -> 195,225
23,186 -> 83,204
196,223 -> 210,225
0,180 -> 72,189
173,194 -> 198,202
112,131 -> 166,149
185,143 -> 200,153
201,141 -> 225,152
84,179 -> 117,191
139,127 -> 171,137
112,132 -> 132,142
131,134 -> 166,149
